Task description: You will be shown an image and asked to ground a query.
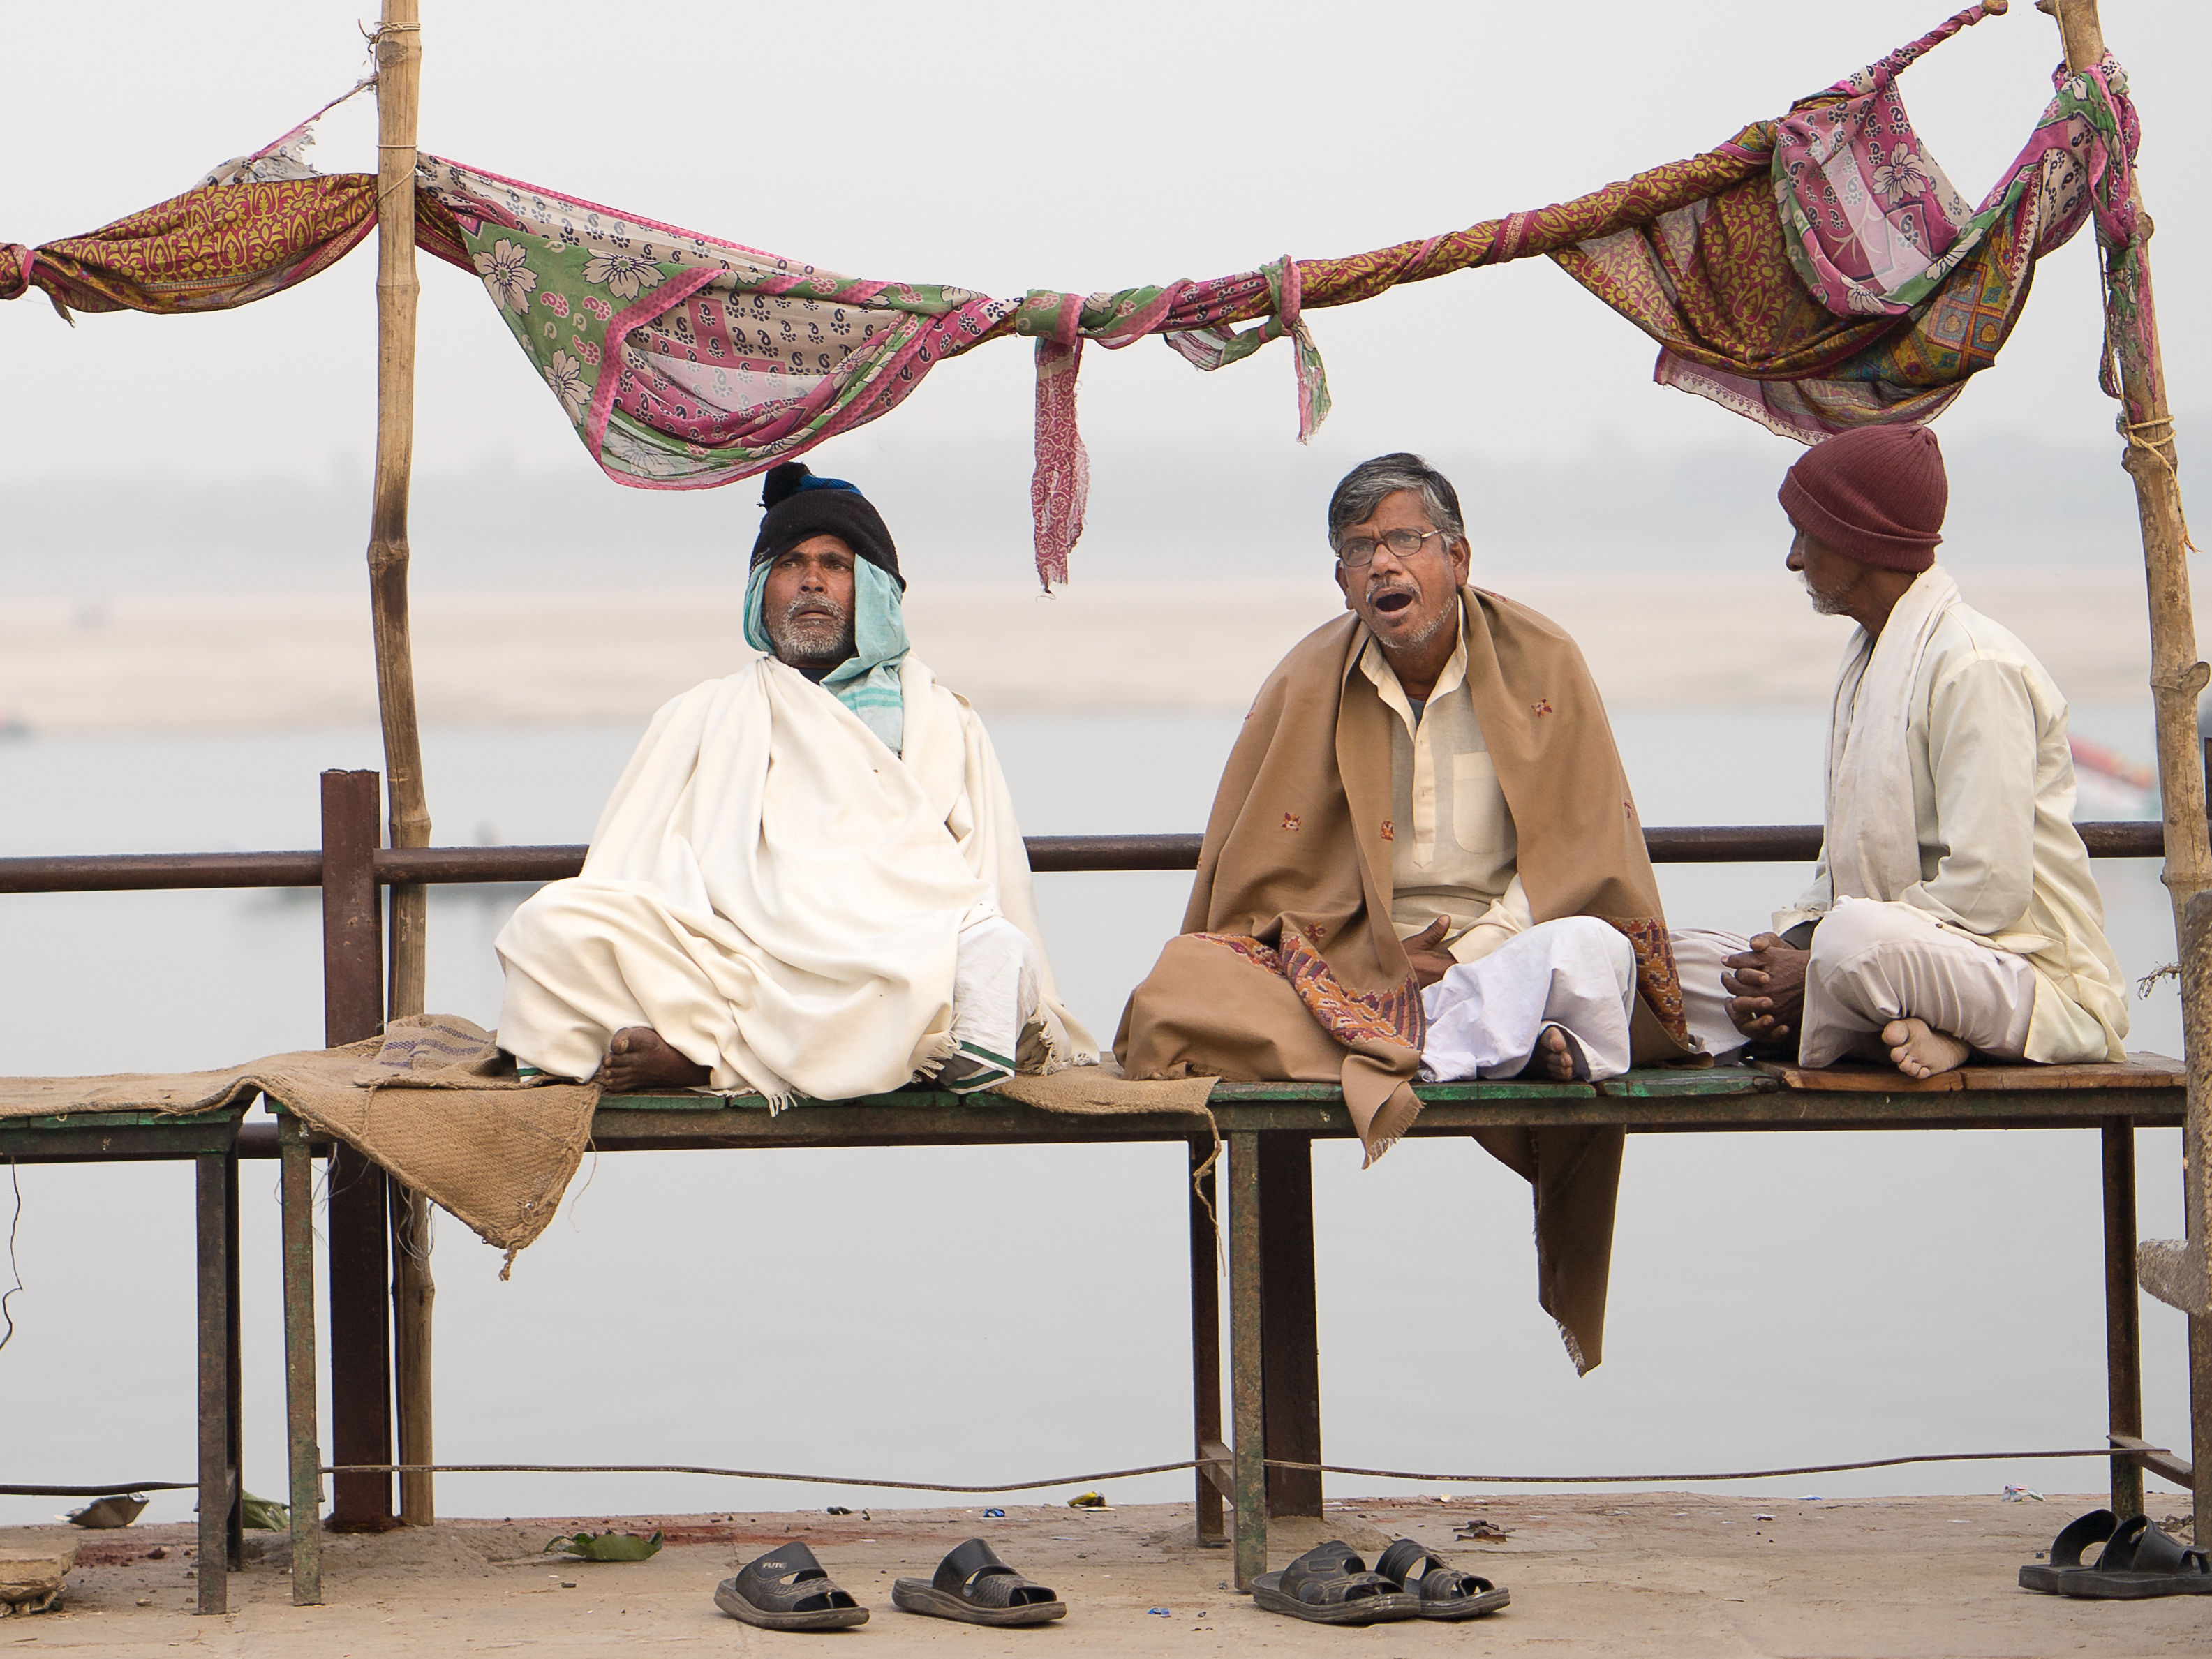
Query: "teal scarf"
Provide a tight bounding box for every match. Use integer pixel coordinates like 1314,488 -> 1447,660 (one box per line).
745,557 -> 909,754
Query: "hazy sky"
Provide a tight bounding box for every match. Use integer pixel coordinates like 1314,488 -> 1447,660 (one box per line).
3,0 -> 2203,505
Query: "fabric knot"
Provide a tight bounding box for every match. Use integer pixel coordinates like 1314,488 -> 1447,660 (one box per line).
1014,290 -> 1089,348
1158,255 -> 1331,444
0,244 -> 34,302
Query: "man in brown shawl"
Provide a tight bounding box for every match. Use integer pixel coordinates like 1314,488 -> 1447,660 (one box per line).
1115,453 -> 1694,1372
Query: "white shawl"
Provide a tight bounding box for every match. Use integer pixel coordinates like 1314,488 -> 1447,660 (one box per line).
1816,565 -> 1961,907
500,653 -> 1093,1103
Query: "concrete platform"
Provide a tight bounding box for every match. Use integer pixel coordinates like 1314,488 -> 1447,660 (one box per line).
2,1492 -> 2205,1654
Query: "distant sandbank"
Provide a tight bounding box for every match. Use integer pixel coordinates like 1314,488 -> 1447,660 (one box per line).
0,570 -> 2175,731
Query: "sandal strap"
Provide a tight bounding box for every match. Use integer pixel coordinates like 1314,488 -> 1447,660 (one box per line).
932,1537 -> 1056,1606
1375,1538 -> 1441,1585
736,1540 -> 858,1612
2106,1517 -> 2211,1576
1280,1541 -> 1395,1606
2050,1508 -> 2117,1569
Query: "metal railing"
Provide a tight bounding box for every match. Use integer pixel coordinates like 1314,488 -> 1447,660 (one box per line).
0,820 -> 2169,894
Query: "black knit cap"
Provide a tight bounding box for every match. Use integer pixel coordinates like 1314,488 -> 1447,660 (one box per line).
748,461 -> 903,592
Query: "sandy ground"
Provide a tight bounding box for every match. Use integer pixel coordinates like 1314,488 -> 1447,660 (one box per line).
0,570 -> 2181,730
4,1494 -> 2206,1655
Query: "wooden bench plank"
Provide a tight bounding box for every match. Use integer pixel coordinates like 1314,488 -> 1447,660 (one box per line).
1753,1052 -> 2184,1094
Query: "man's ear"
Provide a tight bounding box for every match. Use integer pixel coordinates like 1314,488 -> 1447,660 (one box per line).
1333,560 -> 1353,610
1448,538 -> 1471,586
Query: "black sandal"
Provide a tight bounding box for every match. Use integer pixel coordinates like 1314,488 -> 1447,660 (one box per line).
713,1540 -> 869,1630
1375,1538 -> 1510,1619
1251,1540 -> 1420,1625
892,1537 -> 1065,1625
2019,1509 -> 2212,1599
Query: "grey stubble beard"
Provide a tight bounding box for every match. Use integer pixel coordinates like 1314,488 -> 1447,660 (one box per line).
768,596 -> 855,667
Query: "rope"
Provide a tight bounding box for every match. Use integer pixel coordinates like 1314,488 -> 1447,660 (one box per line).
1268,1448 -> 2149,1484
312,1444 -> 2165,1494
2119,413 -> 2197,553
13,1443 -> 2162,1501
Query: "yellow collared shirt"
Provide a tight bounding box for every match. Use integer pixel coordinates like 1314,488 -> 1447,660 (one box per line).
1356,623 -> 1532,965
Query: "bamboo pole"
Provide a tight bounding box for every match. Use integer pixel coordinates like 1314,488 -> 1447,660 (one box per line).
2040,0 -> 2210,1540
369,0 -> 436,1528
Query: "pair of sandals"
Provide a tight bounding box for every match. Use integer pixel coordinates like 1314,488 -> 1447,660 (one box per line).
715,1537 -> 1063,1632
1254,1538 -> 1508,1625
2019,1509 -> 2210,1599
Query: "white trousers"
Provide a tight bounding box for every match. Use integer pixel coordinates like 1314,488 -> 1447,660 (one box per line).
1419,916 -> 1638,1083
1669,928 -> 1753,1062
1797,897 -> 2035,1067
1665,906 -> 2035,1067
949,914 -> 1042,1071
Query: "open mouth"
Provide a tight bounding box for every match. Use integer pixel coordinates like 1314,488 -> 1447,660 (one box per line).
1371,589 -> 1415,616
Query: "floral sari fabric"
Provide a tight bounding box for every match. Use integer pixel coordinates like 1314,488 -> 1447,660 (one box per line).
0,3 -> 2155,584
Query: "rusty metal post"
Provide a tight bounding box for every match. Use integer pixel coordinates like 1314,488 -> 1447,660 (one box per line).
320,769 -> 394,1531
1189,1138 -> 1226,1546
1228,1132 -> 1265,1591
225,1148 -> 244,1571
281,1117 -> 324,1605
193,1150 -> 230,1616
2103,1120 -> 2146,1518
1258,1133 -> 1323,1518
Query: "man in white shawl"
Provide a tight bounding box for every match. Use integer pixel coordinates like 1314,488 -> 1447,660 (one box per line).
496,462 -> 1095,1101
1671,425 -> 2127,1079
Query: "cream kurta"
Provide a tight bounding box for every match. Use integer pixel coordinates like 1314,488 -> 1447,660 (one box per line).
1357,626 -> 1534,964
1778,594 -> 2128,1063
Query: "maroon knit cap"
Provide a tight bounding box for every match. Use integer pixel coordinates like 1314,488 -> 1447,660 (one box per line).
1778,424 -> 1947,571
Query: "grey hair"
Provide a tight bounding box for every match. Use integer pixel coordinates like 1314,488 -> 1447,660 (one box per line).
1326,452 -> 1467,553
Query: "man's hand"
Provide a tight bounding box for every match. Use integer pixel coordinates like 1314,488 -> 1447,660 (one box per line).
1403,916 -> 1456,990
1722,932 -> 1810,1048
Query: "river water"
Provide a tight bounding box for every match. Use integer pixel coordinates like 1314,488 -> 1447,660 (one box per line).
0,704 -> 2192,1525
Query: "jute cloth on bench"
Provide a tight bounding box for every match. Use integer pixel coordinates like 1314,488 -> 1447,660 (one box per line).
0,1015 -> 599,1264
0,1016 -> 1219,1267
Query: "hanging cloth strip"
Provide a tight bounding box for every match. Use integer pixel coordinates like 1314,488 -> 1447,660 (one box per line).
0,5 -> 2154,585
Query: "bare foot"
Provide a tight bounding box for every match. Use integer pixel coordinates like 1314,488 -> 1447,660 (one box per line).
600,1027 -> 711,1093
1882,1017 -> 1970,1080
1528,1025 -> 1587,1082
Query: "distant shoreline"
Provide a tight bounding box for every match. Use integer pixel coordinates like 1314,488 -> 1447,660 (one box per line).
0,572 -> 2178,732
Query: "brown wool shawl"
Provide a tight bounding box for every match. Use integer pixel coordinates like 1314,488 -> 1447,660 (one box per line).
1115,587 -> 1692,1373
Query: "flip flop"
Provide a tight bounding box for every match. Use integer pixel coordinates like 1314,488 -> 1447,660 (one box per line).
1374,1538 -> 1510,1619
2019,1509 -> 2212,1598
713,1540 -> 869,1630
1251,1540 -> 1421,1625
892,1538 -> 1065,1625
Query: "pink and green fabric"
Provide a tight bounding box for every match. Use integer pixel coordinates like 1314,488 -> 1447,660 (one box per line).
0,4 -> 2155,586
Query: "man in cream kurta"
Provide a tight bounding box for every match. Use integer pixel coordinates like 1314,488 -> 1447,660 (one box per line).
1330,454 -> 1643,1083
496,463 -> 1094,1101
1697,425 -> 2126,1078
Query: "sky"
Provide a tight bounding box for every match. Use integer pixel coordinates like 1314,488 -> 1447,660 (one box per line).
3,0 -> 2204,560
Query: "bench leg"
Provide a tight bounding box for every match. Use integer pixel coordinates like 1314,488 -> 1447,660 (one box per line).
194,1151 -> 230,1616
1258,1132 -> 1322,1519
281,1122 -> 324,1606
2102,1119 -> 2145,1520
1229,1131 -> 1265,1591
225,1151 -> 244,1572
1189,1138 -> 1227,1547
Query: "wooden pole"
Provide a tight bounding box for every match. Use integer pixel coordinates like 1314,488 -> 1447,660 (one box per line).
369,0 -> 437,1528
2041,0 -> 2211,1542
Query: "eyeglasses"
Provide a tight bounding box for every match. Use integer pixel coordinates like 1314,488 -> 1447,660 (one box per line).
1337,527 -> 1444,568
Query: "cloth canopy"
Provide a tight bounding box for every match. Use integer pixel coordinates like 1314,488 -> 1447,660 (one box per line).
0,6 -> 2148,586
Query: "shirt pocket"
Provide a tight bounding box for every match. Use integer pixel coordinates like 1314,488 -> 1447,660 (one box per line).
1450,750 -> 1511,856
